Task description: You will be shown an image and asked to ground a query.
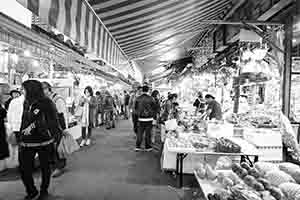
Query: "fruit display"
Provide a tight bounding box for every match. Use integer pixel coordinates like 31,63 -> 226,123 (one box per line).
279,182 -> 300,200
231,184 -> 262,200
215,137 -> 241,153
195,163 -> 218,181
189,135 -> 216,151
254,162 -> 279,176
278,163 -> 300,184
232,162 -> 288,200
265,170 -> 295,186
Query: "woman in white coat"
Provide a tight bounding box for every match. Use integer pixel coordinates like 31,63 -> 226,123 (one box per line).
6,94 -> 25,169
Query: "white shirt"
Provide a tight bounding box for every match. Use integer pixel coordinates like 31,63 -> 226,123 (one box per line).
7,95 -> 25,133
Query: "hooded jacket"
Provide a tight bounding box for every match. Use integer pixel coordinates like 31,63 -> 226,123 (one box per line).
19,97 -> 61,147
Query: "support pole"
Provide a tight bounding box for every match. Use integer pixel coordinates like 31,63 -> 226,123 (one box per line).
282,15 -> 293,117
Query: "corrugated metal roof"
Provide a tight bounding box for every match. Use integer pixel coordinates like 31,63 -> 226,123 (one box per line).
88,0 -> 237,73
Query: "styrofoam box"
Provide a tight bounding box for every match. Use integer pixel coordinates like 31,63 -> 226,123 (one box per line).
244,128 -> 282,161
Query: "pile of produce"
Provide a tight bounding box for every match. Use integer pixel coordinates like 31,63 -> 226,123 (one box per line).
215,137 -> 241,153
225,107 -> 280,129
189,135 -> 216,151
197,161 -> 300,200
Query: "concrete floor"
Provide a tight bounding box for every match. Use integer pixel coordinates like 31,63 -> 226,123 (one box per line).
0,120 -> 183,200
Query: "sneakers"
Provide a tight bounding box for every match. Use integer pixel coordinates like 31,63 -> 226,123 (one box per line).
134,148 -> 143,152
145,148 -> 153,152
86,139 -> 91,146
24,191 -> 39,200
52,168 -> 63,178
79,139 -> 86,147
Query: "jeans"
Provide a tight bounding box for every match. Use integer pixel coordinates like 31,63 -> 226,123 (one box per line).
81,127 -> 92,139
136,121 -> 153,149
132,113 -> 138,135
19,144 -> 52,195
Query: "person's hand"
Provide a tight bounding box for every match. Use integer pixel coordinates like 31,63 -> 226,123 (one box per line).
22,123 -> 35,136
22,126 -> 32,136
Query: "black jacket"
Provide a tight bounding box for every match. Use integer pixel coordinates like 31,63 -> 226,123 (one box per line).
19,97 -> 61,147
135,94 -> 156,120
0,106 -> 9,159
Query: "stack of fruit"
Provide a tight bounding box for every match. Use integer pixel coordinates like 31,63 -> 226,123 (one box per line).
215,137 -> 241,153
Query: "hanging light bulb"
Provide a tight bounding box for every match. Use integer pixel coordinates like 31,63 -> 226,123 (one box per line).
32,60 -> 39,67
24,50 -> 31,57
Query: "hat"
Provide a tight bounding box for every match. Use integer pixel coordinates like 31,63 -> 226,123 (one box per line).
10,89 -> 21,96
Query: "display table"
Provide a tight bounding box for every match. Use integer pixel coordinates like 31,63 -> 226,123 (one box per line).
163,137 -> 260,188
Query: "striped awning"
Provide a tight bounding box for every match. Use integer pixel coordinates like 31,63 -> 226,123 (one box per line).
17,0 -> 127,70
88,0 -> 236,73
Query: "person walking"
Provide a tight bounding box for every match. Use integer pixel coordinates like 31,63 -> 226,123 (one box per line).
95,91 -> 103,127
134,85 -> 156,152
0,94 -> 9,171
151,90 -> 160,144
129,87 -> 142,136
124,91 -> 130,119
79,86 -> 97,147
42,82 -> 68,178
103,91 -> 116,129
19,80 -> 61,200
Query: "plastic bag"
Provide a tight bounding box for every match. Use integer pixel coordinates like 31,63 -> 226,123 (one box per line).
165,119 -> 178,131
57,130 -> 80,158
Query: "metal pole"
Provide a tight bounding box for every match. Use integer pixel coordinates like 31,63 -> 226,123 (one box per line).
282,15 -> 293,117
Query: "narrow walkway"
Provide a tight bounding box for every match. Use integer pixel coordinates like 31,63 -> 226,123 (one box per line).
0,120 -> 179,200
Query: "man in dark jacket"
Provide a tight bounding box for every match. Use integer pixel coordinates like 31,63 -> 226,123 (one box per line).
42,82 -> 67,178
134,85 -> 156,152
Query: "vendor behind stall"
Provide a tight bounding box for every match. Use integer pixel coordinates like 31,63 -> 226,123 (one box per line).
205,94 -> 222,120
193,91 -> 205,113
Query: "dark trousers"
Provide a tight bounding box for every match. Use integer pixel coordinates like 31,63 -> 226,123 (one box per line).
19,144 -> 52,195
136,121 -> 153,149
81,127 -> 92,139
132,113 -> 138,135
105,110 -> 115,128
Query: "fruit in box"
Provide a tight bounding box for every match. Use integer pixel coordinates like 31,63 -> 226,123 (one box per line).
238,168 -> 249,179
241,162 -> 251,171
231,184 -> 262,200
196,163 -> 206,179
253,182 -> 265,191
249,168 -> 261,179
243,175 -> 256,187
278,162 -> 300,184
265,170 -> 295,186
279,182 -> 300,200
232,163 -> 243,173
257,178 -> 272,190
222,177 -> 234,188
268,187 -> 284,200
254,162 -> 279,176
206,164 -> 218,180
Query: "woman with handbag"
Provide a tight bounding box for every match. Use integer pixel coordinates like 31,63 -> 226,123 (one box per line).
0,94 -> 9,172
19,80 -> 60,200
79,86 -> 97,147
